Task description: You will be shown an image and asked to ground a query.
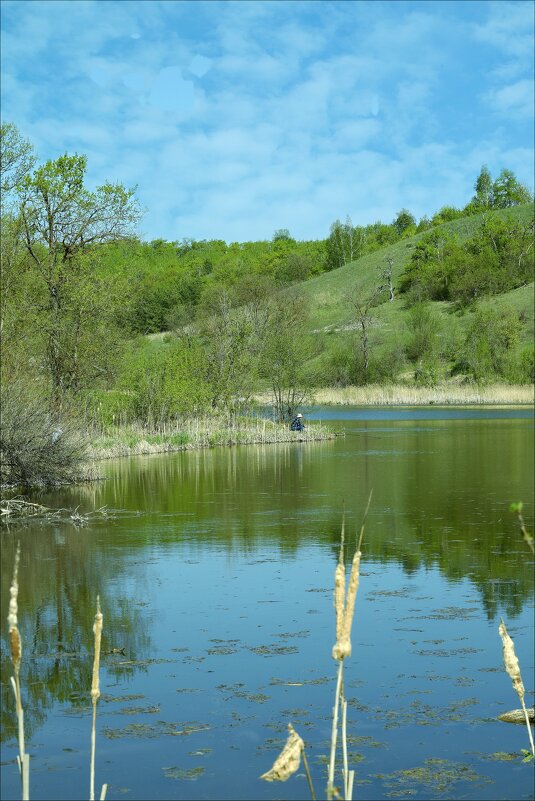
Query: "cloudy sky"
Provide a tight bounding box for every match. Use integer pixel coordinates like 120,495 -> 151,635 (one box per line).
1,0 -> 533,242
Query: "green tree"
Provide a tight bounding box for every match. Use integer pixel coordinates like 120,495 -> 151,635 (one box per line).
199,289 -> 259,411
457,308 -> 521,383
393,208 -> 416,236
18,153 -> 141,396
272,228 -> 294,242
492,169 -> 532,208
0,122 -> 35,197
260,290 -> 312,421
473,165 -> 493,208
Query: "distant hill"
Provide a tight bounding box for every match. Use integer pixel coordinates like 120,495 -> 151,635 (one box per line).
296,204 -> 533,385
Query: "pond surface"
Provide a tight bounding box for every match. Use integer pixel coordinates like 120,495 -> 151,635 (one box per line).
1,407 -> 534,801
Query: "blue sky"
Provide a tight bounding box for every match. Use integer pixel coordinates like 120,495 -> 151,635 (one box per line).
1,0 -> 533,242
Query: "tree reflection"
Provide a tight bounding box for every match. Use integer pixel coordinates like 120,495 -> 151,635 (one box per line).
0,528 -> 152,743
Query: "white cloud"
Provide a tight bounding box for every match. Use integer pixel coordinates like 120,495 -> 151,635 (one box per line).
2,0 -> 533,241
485,79 -> 535,119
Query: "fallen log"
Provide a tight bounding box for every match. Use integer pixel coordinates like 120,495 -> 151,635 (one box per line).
498,708 -> 535,725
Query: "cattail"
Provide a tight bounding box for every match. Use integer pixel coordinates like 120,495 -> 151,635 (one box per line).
499,618 -> 534,757
91,597 -> 103,702
332,550 -> 362,662
499,619 -> 525,701
261,723 -> 304,782
90,595 -> 104,801
8,544 -> 22,673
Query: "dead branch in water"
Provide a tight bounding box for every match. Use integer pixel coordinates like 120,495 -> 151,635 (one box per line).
0,497 -> 122,526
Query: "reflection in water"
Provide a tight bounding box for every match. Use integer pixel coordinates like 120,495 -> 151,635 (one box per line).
0,411 -> 533,800
0,530 -> 153,743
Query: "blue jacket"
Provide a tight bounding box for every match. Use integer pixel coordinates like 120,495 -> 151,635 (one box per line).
290,417 -> 305,431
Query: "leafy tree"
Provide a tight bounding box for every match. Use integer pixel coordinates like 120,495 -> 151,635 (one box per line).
0,122 -> 35,197
393,208 -> 416,236
457,308 -> 521,383
120,337 -> 211,424
260,290 -> 312,421
18,153 -> 141,395
272,228 -> 294,242
199,289 -> 259,411
400,230 -> 457,301
473,165 -> 493,208
431,206 -> 463,225
492,169 -> 533,208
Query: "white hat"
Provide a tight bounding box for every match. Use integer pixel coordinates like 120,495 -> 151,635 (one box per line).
297,414 -> 303,418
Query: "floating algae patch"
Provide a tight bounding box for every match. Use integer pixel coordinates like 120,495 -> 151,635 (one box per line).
109,705 -> 160,715
376,759 -> 492,797
206,646 -> 239,655
486,752 -> 520,762
216,683 -> 270,703
274,629 -> 311,639
420,607 -> 479,621
367,587 -> 412,598
250,644 -> 299,656
101,694 -> 145,703
270,675 -> 330,686
103,720 -> 210,739
347,734 -> 387,749
163,766 -> 205,780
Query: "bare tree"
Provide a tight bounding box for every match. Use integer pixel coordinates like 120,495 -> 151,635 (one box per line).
351,287 -> 382,375
380,256 -> 395,302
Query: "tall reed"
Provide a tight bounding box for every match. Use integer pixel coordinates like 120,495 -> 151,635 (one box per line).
498,619 -> 535,757
90,596 -> 107,801
327,492 -> 372,801
7,542 -> 30,800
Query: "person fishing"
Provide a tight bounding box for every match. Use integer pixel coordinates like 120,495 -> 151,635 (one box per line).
290,413 -> 305,431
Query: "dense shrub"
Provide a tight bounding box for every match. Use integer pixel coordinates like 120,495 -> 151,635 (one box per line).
454,308 -> 522,383
0,383 -> 86,486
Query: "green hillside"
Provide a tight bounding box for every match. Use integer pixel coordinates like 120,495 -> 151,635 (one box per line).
294,204 -> 533,386
301,204 -> 533,330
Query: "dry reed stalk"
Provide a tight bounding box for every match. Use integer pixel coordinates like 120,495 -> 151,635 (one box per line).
260,722 -> 316,799
90,596 -> 104,801
8,542 -> 30,800
328,493 -> 372,801
260,723 -> 303,781
498,619 -> 535,757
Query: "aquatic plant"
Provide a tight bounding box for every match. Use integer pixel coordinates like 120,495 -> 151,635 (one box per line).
498,619 -> 535,758
260,722 -> 315,798
90,596 -> 107,801
510,502 -> 534,554
260,494 -> 371,801
7,542 -> 29,800
327,493 -> 371,801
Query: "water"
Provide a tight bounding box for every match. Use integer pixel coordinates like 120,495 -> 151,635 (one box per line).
1,407 -> 534,800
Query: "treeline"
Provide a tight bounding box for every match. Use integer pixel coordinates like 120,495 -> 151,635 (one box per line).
1,122 -> 534,448
325,165 -> 533,270
400,213 -> 534,305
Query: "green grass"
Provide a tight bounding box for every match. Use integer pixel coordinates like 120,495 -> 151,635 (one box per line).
137,204 -> 533,391
300,204 -> 534,332
295,205 -> 534,383
87,416 -> 336,460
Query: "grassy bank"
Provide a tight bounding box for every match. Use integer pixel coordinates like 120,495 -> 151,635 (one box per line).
311,383 -> 534,406
87,416 -> 336,461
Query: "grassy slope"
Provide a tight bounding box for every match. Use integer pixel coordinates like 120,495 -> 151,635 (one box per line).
298,204 -> 534,380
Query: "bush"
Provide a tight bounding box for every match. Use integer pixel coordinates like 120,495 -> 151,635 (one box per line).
0,383 -> 86,487
503,344 -> 535,385
456,308 -> 521,383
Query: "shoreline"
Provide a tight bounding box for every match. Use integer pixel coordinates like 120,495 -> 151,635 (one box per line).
87,418 -> 337,462
308,384 -> 534,407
